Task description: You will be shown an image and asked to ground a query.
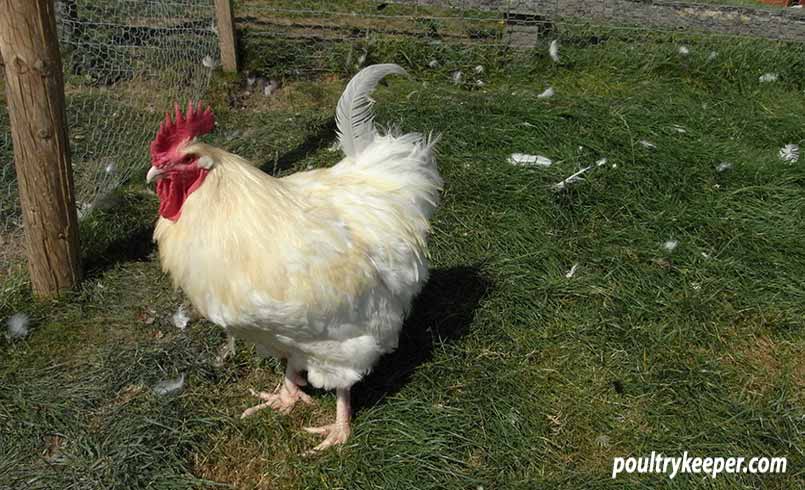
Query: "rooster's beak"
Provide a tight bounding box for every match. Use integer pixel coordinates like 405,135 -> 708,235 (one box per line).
146,166 -> 165,184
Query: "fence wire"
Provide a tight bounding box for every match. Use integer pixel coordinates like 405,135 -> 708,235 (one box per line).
1,0 -> 802,272
237,0 -> 805,45
0,0 -> 218,261
232,0 -> 803,81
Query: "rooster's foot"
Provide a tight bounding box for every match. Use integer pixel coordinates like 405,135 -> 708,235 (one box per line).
303,422 -> 351,453
302,387 -> 352,454
240,382 -> 313,418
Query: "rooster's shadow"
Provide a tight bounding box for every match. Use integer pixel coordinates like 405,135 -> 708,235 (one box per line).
351,264 -> 492,412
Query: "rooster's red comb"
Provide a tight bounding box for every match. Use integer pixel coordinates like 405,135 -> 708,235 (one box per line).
150,101 -> 215,165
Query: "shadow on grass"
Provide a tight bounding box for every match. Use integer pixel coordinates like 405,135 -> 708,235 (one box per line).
353,265 -> 492,412
258,119 -> 337,175
80,191 -> 156,278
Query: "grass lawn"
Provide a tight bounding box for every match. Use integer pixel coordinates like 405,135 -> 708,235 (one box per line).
2,25 -> 805,489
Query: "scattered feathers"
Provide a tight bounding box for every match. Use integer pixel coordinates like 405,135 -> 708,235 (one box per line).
76,201 -> 93,220
779,144 -> 799,163
153,373 -> 185,396
759,72 -> 779,83
356,51 -> 367,68
537,87 -> 555,99
172,305 -> 190,331
553,158 -> 608,190
716,161 -> 733,172
549,40 -> 560,62
263,79 -> 280,97
201,55 -> 217,69
6,313 -> 30,339
508,153 -> 552,167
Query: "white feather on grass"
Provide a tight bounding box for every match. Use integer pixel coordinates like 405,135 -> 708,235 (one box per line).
6,313 -> 30,339
428,59 -> 439,68
335,64 -> 407,160
508,153 -> 552,167
662,240 -> 678,253
451,70 -> 463,85
76,202 -> 93,220
549,40 -> 560,62
263,79 -> 280,97
537,87 -> 555,98
759,72 -> 779,83
707,51 -> 718,61
153,373 -> 185,396
639,140 -> 656,149
678,46 -> 690,56
172,306 -> 190,331
553,158 -> 607,190
553,158 -> 614,191
565,263 -> 579,278
474,65 -> 484,74
201,55 -> 216,69
716,162 -> 733,172
779,144 -> 799,163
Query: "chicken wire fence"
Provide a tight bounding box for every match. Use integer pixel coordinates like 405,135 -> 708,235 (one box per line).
0,0 -> 218,252
1,0 -> 803,269
235,0 -> 805,68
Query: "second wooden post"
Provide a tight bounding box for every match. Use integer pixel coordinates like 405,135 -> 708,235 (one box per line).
214,0 -> 238,73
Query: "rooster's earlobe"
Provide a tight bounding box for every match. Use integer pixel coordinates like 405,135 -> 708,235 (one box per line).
198,155 -> 216,169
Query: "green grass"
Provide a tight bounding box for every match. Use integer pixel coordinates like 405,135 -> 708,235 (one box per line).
2,27 -> 805,490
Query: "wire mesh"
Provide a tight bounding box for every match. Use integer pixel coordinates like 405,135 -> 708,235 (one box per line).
232,0 -> 803,82
1,0 -> 802,272
0,0 -> 218,259
236,0 -> 805,45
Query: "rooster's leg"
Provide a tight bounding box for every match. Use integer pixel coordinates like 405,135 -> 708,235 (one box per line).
240,364 -> 313,418
303,387 -> 351,453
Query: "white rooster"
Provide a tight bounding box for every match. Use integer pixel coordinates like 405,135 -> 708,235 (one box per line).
147,64 -> 442,451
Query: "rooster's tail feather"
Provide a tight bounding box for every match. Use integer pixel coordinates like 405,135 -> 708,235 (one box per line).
336,64 -> 408,160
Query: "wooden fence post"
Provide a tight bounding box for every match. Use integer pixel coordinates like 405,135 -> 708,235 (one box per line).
0,0 -> 82,297
214,0 -> 238,72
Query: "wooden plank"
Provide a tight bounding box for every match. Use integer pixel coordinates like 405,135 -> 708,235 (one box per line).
0,0 -> 82,296
214,0 -> 238,72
